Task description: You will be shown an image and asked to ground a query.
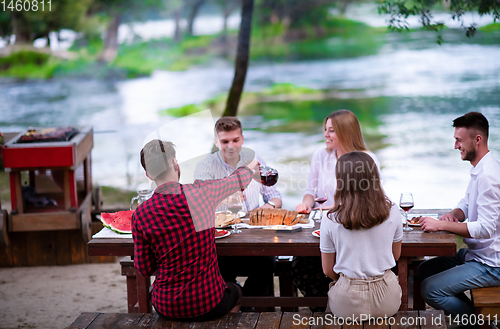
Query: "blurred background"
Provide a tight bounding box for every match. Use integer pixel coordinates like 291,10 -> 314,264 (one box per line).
0,0 -> 499,210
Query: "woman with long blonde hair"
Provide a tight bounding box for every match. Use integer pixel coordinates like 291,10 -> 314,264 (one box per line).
296,109 -> 378,213
321,151 -> 402,317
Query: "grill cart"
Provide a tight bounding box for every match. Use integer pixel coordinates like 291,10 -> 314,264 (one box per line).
0,127 -> 98,266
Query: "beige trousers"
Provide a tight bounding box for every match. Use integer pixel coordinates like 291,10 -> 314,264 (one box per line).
327,269 -> 401,318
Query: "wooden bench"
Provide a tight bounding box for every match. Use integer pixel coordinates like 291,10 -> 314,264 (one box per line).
69,310 -> 447,329
472,286 -> 500,329
119,256 -> 323,314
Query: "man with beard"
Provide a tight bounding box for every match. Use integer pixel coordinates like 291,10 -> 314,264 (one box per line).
132,139 -> 259,321
418,112 -> 500,324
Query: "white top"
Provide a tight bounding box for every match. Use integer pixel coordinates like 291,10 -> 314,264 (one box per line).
458,151 -> 500,267
194,150 -> 282,211
320,203 -> 403,279
305,148 -> 380,207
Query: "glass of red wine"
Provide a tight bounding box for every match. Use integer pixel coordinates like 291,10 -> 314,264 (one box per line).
314,188 -> 327,223
400,192 -> 414,232
260,165 -> 279,187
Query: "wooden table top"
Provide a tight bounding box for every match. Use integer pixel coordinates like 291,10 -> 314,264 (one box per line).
88,220 -> 457,258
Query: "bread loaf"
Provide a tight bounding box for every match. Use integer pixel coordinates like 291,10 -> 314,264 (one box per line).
249,209 -> 299,226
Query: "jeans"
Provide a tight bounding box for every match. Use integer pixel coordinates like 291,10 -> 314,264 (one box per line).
418,248 -> 500,319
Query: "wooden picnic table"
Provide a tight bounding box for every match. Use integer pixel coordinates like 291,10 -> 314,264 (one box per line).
88,209 -> 457,313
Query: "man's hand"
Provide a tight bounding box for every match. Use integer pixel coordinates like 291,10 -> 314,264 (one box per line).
244,159 -> 261,182
260,203 -> 274,209
439,213 -> 459,222
420,217 -> 442,232
296,202 -> 311,214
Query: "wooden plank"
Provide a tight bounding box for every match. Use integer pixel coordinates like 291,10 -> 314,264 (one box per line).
55,229 -> 73,265
419,310 -> 446,329
10,212 -> 80,232
70,228 -> 88,264
0,209 -> 9,246
64,170 -> 72,210
398,257 -> 409,311
25,231 -> 57,266
392,311 -> 420,329
134,313 -> 159,329
240,296 -> 327,308
113,313 -> 145,329
87,313 -> 122,329
472,287 -> 500,306
280,311 -> 311,329
230,312 -> 260,328
68,312 -> 100,329
255,312 -> 282,329
10,232 -> 29,266
13,171 -> 24,213
75,129 -> 94,168
310,312 -> 341,329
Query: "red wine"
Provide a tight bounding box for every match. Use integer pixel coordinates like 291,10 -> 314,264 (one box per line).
401,205 -> 414,212
261,173 -> 278,186
315,197 -> 327,205
260,165 -> 279,187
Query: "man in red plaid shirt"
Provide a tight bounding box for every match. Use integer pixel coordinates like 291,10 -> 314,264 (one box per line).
132,139 -> 259,321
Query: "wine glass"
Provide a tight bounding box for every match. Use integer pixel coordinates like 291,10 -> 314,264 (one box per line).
228,194 -> 243,234
314,188 -> 327,223
400,192 -> 414,232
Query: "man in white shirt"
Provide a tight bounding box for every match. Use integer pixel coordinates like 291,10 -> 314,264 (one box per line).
194,116 -> 281,301
418,112 -> 500,322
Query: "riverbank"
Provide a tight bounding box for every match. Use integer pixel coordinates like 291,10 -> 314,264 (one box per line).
6,17 -> 500,80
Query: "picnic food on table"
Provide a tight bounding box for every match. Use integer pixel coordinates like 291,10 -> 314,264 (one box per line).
215,229 -> 229,238
100,210 -> 134,234
408,216 -> 422,225
249,208 -> 300,226
215,211 -> 241,227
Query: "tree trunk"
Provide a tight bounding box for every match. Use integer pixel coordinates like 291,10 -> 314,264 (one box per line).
11,13 -> 33,45
222,0 -> 254,117
173,9 -> 182,41
186,0 -> 205,36
99,12 -> 121,63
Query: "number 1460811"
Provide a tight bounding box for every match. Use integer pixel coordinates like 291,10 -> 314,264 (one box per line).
1,0 -> 51,11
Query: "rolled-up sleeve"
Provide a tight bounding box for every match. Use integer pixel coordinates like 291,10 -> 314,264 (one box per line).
467,174 -> 500,239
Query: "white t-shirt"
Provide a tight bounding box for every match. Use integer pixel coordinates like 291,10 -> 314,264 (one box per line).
320,203 -> 403,279
305,148 -> 379,208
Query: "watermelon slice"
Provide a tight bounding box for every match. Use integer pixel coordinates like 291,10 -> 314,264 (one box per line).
100,210 -> 134,234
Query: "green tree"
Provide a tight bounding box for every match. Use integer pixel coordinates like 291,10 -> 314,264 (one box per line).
379,0 -> 500,39
8,0 -> 91,45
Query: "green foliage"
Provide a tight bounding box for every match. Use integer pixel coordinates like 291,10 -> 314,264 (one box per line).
251,17 -> 386,60
0,51 -> 59,79
378,0 -> 500,39
480,22 -> 500,32
160,104 -> 206,117
261,83 -> 317,95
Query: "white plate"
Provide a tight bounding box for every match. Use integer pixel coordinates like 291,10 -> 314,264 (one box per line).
215,229 -> 231,239
312,230 -> 320,238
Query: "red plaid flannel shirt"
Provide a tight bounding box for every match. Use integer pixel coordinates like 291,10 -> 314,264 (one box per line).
132,166 -> 252,319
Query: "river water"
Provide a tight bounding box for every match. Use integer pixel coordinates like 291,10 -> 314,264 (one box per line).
1,28 -> 499,211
